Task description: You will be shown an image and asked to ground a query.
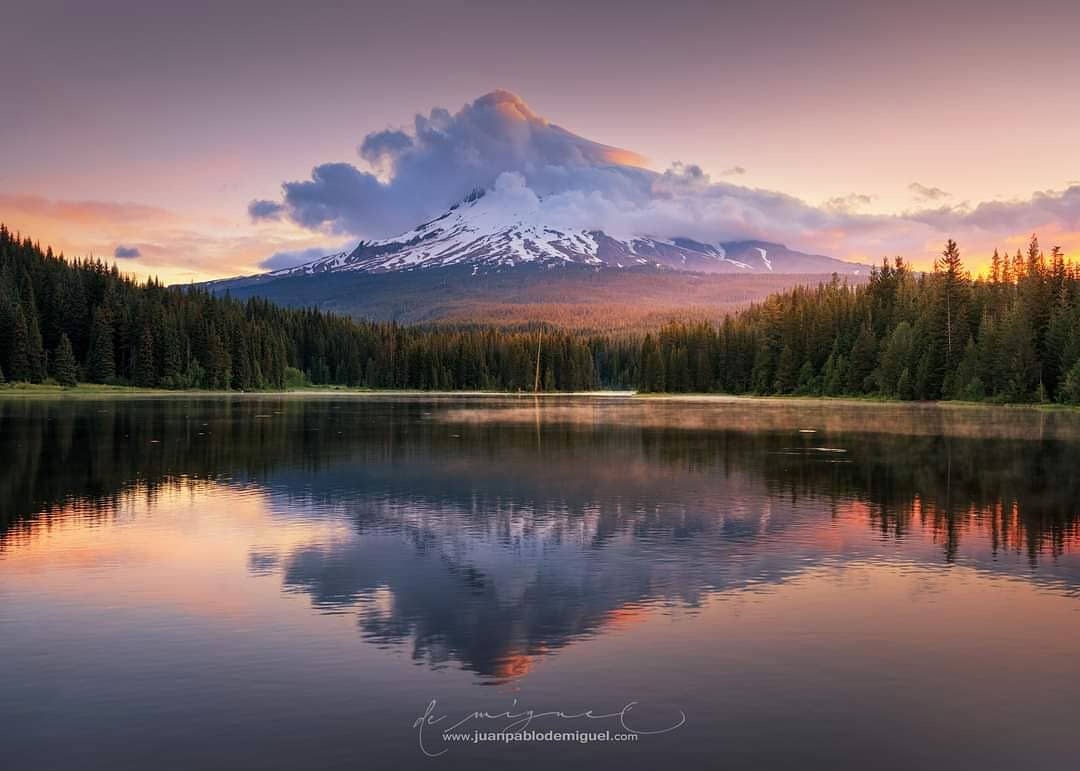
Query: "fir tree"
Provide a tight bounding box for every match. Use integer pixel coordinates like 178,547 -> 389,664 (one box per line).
998,306 -> 1038,401
950,338 -> 982,400
1044,297 -> 1073,398
845,325 -> 878,393
875,321 -> 914,396
822,345 -> 847,396
132,328 -> 156,388
750,342 -> 776,394
796,360 -> 819,395
26,311 -> 46,382
773,344 -> 799,393
639,335 -> 665,392
1059,359 -> 1080,405
935,239 -> 968,366
52,333 -> 78,387
204,323 -> 232,390
7,304 -> 32,382
86,309 -> 116,384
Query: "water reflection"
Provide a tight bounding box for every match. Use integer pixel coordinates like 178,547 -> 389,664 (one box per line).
3,396 -> 1079,686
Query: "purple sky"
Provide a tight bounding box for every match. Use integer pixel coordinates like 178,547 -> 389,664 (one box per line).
3,0 -> 1080,280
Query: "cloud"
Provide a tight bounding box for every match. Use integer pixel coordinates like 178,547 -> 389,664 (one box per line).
248,199 -> 285,220
248,90 -> 1080,264
824,193 -> 875,213
113,245 -> 140,258
908,185 -> 1080,233
250,89 -> 650,237
0,194 -> 173,225
358,129 -> 413,171
909,182 -> 951,202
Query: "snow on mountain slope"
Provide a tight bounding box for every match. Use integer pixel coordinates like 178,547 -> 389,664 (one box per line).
260,187 -> 866,280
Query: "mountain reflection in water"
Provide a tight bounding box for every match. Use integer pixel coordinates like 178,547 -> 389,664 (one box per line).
3,396 -> 1079,685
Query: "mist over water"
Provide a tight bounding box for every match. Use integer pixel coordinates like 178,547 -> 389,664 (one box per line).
2,396 -> 1080,770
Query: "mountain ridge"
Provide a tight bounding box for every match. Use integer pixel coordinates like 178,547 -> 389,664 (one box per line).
208,186 -> 866,289
197,186 -> 871,330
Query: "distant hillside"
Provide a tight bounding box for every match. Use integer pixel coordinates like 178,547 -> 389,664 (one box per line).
207,263 -> 864,333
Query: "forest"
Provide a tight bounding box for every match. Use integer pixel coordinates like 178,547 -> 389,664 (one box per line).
0,225 -> 622,392
2,224 -> 1080,403
641,237 -> 1080,403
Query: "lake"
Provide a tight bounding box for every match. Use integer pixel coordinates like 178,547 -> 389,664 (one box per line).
2,395 -> 1079,770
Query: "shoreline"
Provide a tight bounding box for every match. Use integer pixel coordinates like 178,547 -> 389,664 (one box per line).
0,383 -> 1077,411
0,384 -> 637,399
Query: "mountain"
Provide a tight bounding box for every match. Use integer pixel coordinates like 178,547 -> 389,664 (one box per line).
200,188 -> 869,330
228,188 -> 864,281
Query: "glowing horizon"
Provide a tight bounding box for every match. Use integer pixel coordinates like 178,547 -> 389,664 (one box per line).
4,1 -> 1080,282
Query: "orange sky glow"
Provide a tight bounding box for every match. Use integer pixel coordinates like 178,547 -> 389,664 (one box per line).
4,1 -> 1079,283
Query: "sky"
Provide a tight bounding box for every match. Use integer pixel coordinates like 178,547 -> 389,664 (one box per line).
3,0 -> 1080,282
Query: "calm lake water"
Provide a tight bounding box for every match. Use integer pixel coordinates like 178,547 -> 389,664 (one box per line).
2,395 -> 1080,770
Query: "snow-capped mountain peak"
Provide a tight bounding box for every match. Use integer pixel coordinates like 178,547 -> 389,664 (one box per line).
264,185 -> 864,279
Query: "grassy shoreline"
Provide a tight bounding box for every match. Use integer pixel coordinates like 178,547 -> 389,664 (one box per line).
1,382 -> 1078,410
0,383 -> 636,399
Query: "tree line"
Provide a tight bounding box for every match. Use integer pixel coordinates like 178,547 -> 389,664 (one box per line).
641,236 -> 1080,403
3,224 -> 1080,403
0,225 -> 623,392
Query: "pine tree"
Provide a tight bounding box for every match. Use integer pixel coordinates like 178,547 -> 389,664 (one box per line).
874,321 -> 914,396
8,305 -> 32,382
773,344 -> 800,393
1001,250 -> 1013,284
231,329 -> 254,391
950,338 -> 982,400
1026,233 -> 1043,277
52,333 -> 78,387
935,239 -> 968,367
668,345 -> 690,392
26,311 -> 46,382
132,327 -> 156,388
914,348 -> 935,399
204,323 -> 232,390
86,309 -> 116,384
640,335 -> 665,392
846,325 -> 878,393
750,342 -> 776,394
796,360 -> 819,395
1044,297 -> 1073,399
160,323 -> 185,388
973,313 -> 1000,395
822,345 -> 847,396
1059,359 -> 1080,405
998,305 -> 1038,401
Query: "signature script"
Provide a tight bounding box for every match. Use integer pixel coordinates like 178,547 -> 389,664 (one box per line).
412,698 -> 686,757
